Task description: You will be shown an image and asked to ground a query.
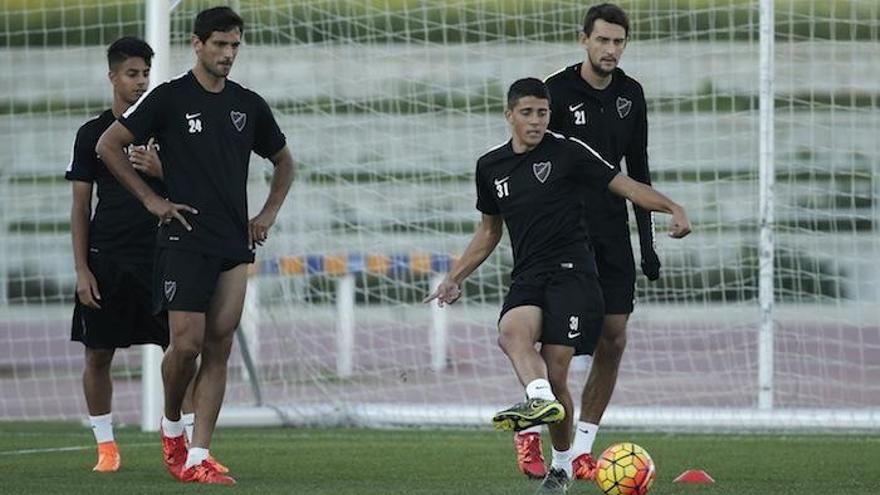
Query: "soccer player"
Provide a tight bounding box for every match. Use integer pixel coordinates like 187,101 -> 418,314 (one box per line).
513,3 -> 662,480
96,7 -> 295,485
425,78 -> 689,494
66,36 -> 167,473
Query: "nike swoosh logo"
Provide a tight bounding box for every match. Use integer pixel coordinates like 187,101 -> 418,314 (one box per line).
494,176 -> 510,186
569,103 -> 584,112
568,331 -> 581,339
578,428 -> 591,434
185,112 -> 201,119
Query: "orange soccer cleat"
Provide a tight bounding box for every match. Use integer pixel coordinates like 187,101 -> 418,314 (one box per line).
514,431 -> 547,479
92,441 -> 121,472
180,459 -> 236,485
572,452 -> 597,480
205,454 -> 230,474
160,428 -> 188,480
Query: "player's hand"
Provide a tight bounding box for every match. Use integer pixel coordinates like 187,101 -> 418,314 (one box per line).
248,210 -> 276,249
668,207 -> 691,239
640,248 -> 661,281
423,278 -> 462,307
75,268 -> 102,309
129,137 -> 163,179
145,195 -> 198,231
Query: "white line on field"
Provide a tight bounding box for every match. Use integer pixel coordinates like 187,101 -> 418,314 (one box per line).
0,442 -> 155,456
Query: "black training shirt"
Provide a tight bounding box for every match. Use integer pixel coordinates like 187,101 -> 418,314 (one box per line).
545,65 -> 651,238
475,131 -> 618,278
120,71 -> 286,262
65,109 -> 166,263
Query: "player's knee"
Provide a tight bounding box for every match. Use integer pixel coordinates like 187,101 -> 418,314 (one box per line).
202,333 -> 234,361
84,349 -> 114,369
496,329 -> 527,356
600,324 -> 628,358
166,341 -> 202,362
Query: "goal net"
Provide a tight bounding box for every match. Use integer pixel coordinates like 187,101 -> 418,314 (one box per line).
1,0 -> 878,431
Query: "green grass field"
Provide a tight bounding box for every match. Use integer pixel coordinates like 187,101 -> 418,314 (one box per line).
2,422 -> 879,494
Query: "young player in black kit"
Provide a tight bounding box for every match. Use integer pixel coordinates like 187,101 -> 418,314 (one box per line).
513,3 -> 665,481
425,78 -> 689,494
96,7 -> 295,485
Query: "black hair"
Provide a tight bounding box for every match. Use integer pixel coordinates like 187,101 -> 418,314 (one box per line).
107,36 -> 153,71
193,6 -> 244,42
583,3 -> 629,37
507,78 -> 551,110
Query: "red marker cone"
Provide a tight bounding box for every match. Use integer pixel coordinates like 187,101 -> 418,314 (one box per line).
673,469 -> 715,484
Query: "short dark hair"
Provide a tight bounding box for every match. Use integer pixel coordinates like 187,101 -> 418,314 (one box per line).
107,36 -> 153,71
506,78 -> 551,110
583,3 -> 629,37
193,6 -> 244,42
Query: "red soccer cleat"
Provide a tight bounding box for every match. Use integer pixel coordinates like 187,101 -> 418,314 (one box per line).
514,431 -> 547,479
160,427 -> 188,480
92,441 -> 121,472
573,452 -> 597,480
180,459 -> 236,485
205,454 -> 230,474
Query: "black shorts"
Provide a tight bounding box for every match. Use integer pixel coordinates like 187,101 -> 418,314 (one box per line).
71,251 -> 169,349
500,267 -> 605,355
153,248 -> 246,313
592,235 -> 636,314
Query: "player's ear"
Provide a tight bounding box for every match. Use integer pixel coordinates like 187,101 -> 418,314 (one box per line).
191,33 -> 202,52
504,107 -> 513,123
578,31 -> 589,48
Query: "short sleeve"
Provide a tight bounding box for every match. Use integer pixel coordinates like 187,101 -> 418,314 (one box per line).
252,95 -> 286,159
64,124 -> 98,183
568,137 -> 619,190
475,163 -> 500,215
119,83 -> 169,142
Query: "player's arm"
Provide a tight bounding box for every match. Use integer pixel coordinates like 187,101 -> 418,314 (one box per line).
96,122 -> 196,229
249,145 -> 295,248
70,181 -> 101,309
625,87 -> 661,279
423,213 -> 503,306
608,174 -> 691,238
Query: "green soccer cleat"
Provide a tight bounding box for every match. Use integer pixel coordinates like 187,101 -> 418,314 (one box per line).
534,467 -> 571,494
492,398 -> 565,432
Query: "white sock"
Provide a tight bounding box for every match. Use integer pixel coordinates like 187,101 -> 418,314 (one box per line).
161,416 -> 185,438
525,379 -> 556,401
182,413 -> 195,443
572,421 -> 599,455
551,447 -> 574,478
89,413 -> 114,444
185,447 -> 209,469
517,425 -> 543,436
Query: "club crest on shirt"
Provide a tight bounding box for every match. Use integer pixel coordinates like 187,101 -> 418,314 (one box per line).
616,96 -> 632,119
533,161 -> 552,184
164,281 -> 177,302
230,111 -> 247,132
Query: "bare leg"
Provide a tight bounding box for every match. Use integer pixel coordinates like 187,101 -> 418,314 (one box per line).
83,348 -> 115,416
162,311 -> 204,421
190,264 -> 248,449
542,344 -> 575,451
181,373 -> 196,416
580,313 -> 629,423
497,306 -> 546,386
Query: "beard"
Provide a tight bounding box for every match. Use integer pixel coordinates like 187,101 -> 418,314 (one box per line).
587,53 -> 615,78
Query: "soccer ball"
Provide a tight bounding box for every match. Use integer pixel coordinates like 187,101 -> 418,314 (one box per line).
594,442 -> 657,495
